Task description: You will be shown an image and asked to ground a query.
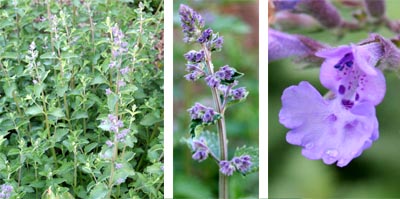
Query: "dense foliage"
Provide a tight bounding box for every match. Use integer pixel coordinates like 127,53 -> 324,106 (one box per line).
0,0 -> 164,198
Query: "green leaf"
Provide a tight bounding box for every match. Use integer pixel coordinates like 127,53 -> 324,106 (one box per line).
3,83 -> 17,98
48,108 -> 65,118
40,52 -> 57,59
234,146 -> 259,175
89,183 -> 108,199
107,93 -> 118,113
140,112 -> 161,126
90,75 -> 108,85
26,106 -> 43,116
71,110 -> 89,120
2,52 -> 18,59
61,52 -> 79,59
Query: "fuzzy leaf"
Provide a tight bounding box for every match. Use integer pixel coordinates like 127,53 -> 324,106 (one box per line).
26,106 -> 43,116
40,52 -> 57,59
107,93 -> 118,113
48,108 -> 65,118
71,110 -> 89,120
89,183 -> 108,199
140,112 -> 162,126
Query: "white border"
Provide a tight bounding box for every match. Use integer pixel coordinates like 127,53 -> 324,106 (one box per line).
164,0 -> 173,198
259,0 -> 269,198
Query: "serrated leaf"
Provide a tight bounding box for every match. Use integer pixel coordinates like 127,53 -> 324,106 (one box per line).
234,146 -> 259,175
26,106 -> 43,116
88,183 -> 108,199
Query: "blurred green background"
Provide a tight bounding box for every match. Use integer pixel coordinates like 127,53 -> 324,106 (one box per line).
173,0 -> 259,198
269,0 -> 400,198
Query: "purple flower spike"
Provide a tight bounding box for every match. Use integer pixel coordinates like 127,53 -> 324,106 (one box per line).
316,43 -> 386,105
179,4 -> 205,43
219,160 -> 235,176
279,81 -> 379,167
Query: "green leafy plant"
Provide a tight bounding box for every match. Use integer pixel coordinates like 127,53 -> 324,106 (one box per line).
0,0 -> 164,198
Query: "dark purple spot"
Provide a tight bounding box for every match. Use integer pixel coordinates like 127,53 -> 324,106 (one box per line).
345,61 -> 353,67
355,93 -> 360,101
341,99 -> 354,109
338,85 -> 345,94
327,114 -> 337,122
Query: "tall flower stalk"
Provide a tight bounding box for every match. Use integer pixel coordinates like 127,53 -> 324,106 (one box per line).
178,4 -> 258,199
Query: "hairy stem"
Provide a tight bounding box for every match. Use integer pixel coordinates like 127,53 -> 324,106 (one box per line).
202,44 -> 228,199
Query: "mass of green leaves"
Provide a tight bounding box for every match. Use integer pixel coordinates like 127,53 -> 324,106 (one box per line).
0,0 -> 164,198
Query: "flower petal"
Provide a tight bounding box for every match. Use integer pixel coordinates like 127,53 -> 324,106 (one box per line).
280,81 -> 379,167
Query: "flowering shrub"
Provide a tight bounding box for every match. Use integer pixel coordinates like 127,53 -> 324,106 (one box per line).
0,0 -> 163,198
177,4 -> 258,199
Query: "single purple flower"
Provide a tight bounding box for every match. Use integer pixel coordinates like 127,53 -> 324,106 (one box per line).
216,65 -> 235,80
279,81 -> 379,167
120,67 -> 130,75
198,28 -> 213,44
184,50 -> 205,63
0,184 -> 12,199
109,61 -> 116,68
115,163 -> 123,169
316,43 -> 386,105
117,129 -> 129,142
105,88 -> 112,95
117,80 -> 126,88
205,75 -> 220,88
202,108 -> 216,123
219,160 -> 235,176
231,87 -> 247,100
187,103 -> 205,120
212,36 -> 224,51
192,138 -> 209,162
232,155 -> 252,173
106,140 -> 113,147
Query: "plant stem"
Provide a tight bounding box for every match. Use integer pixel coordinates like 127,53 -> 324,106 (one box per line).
202,44 -> 228,199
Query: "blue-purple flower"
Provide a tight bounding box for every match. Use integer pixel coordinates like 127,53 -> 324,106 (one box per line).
232,155 -> 252,173
0,184 -> 13,199
231,87 -> 247,100
269,29 -> 312,62
192,138 -> 209,162
219,160 -> 235,176
279,81 -> 379,167
188,103 -> 219,124
184,50 -> 205,63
